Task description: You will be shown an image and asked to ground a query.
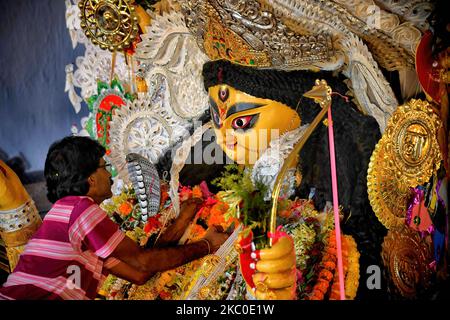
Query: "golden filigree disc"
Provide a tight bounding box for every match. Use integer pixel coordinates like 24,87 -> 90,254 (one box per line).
367,99 -> 442,229
78,0 -> 139,52
382,225 -> 433,298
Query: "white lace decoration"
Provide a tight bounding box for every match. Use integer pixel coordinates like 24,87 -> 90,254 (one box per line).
65,0 -> 84,49
251,125 -> 309,201
169,123 -> 211,217
65,64 -> 83,114
341,34 -> 398,132
135,11 -> 210,120
109,91 -> 191,182
65,0 -> 130,115
186,224 -> 242,300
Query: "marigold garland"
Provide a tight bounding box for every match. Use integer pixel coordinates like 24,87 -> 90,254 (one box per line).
329,234 -> 360,300
343,235 -> 360,300
308,230 -> 337,300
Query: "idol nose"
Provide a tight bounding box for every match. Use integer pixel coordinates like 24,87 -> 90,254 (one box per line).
224,132 -> 237,149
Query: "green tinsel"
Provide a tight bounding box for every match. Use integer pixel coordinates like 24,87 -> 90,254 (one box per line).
212,165 -> 271,249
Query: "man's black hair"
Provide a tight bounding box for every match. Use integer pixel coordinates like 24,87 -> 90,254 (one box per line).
44,136 -> 105,203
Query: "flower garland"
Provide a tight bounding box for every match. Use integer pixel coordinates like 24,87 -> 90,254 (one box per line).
329,233 -> 349,300
343,235 -> 360,300
329,234 -> 360,300
308,230 -> 338,300
125,181 -> 239,300
305,230 -> 360,300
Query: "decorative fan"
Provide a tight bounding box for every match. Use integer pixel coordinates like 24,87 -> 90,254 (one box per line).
126,153 -> 161,222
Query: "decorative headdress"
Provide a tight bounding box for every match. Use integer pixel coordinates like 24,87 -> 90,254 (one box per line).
181,0 -> 434,131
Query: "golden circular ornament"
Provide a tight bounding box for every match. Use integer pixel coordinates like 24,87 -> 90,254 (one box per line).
200,255 -> 221,278
381,225 -> 433,299
197,286 -> 211,300
368,99 -> 442,229
78,0 -> 139,52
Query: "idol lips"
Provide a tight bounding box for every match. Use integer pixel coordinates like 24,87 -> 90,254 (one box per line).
226,142 -> 237,150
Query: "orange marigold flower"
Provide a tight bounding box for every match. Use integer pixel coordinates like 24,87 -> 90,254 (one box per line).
192,186 -> 203,199
279,209 -> 291,218
159,290 -> 172,300
322,253 -> 337,263
323,261 -> 336,271
314,279 -> 330,295
309,290 -> 324,300
210,202 -> 228,216
208,212 -> 225,226
179,186 -> 192,201
327,247 -> 337,256
118,202 -> 133,216
319,269 -> 334,282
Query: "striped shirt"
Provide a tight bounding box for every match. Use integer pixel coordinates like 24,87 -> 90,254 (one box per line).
0,196 -> 124,300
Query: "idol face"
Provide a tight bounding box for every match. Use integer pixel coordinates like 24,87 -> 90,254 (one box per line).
208,85 -> 301,165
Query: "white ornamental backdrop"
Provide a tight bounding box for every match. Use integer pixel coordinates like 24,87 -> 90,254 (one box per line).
135,11 -> 210,120
65,0 -> 129,113
65,1 -> 203,186
109,91 -> 191,181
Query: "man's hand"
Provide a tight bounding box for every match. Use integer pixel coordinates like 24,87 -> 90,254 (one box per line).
202,225 -> 230,253
155,197 -> 203,247
178,197 -> 203,222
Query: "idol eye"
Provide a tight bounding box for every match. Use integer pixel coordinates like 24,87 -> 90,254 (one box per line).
231,115 -> 255,130
211,108 -> 221,128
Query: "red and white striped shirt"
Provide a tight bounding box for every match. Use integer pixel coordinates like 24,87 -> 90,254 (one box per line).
0,196 -> 124,300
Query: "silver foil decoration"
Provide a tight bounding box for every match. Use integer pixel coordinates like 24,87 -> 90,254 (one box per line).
126,153 -> 161,222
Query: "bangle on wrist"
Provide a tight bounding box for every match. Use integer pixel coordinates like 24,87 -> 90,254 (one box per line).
199,238 -> 211,254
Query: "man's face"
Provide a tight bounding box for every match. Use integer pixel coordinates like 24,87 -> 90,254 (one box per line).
208,85 -> 301,164
90,158 -> 113,203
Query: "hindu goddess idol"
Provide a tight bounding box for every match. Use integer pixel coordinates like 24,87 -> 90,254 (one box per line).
168,59 -> 387,300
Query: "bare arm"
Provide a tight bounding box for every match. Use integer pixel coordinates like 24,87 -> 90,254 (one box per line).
105,260 -> 152,285
109,198 -> 229,280
110,235 -> 210,276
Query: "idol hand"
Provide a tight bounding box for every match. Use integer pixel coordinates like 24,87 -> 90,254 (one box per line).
252,234 -> 297,300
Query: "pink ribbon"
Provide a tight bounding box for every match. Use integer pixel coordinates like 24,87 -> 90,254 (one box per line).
405,187 -> 422,227
327,106 -> 345,300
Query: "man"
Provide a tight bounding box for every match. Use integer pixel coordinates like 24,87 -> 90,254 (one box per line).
0,136 -> 229,299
